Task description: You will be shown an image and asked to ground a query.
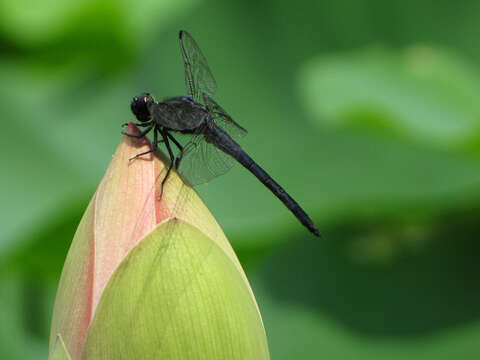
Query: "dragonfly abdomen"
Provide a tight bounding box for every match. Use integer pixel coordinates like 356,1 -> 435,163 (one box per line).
208,126 -> 320,237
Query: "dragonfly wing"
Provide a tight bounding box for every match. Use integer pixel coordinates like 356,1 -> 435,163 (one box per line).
177,134 -> 236,186
179,30 -> 217,103
203,93 -> 248,140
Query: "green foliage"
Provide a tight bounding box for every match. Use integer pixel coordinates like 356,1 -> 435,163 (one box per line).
299,46 -> 480,150
2,0 -> 480,358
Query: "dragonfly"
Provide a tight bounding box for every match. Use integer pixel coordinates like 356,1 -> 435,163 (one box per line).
124,30 -> 320,237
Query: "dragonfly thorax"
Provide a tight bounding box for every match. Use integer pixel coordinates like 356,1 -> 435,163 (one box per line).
152,96 -> 209,133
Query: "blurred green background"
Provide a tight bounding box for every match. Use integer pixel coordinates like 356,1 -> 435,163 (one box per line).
2,0 -> 480,358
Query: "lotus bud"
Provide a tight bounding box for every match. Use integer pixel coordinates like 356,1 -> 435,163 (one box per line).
49,123 -> 270,359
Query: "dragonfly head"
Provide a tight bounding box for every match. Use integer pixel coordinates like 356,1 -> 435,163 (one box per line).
131,93 -> 154,122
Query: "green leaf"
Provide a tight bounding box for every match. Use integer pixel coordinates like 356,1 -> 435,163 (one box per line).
0,274 -> 50,359
255,210 -> 480,359
299,46 -> 480,149
84,219 -> 270,359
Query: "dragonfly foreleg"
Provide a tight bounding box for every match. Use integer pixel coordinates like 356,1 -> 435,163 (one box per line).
122,122 -> 153,128
128,127 -> 164,161
122,123 -> 153,138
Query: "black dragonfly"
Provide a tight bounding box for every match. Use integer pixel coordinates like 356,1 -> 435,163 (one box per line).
125,30 -> 320,237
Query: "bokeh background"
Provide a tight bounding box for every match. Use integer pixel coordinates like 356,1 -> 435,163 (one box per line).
2,0 -> 480,358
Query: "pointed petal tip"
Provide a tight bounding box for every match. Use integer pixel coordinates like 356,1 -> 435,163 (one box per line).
125,122 -> 140,135
50,334 -> 72,360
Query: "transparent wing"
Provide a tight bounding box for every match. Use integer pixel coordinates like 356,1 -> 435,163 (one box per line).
203,93 -> 248,139
179,30 -> 217,103
177,135 -> 236,185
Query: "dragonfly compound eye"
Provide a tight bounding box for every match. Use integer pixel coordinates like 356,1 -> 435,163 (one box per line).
131,93 -> 153,122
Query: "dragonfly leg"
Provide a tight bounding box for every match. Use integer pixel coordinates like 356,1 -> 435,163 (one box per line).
166,132 -> 183,151
122,123 -> 153,138
128,126 -> 164,161
122,122 -> 153,128
165,133 -> 183,169
129,149 -> 153,160
175,150 -> 185,170
173,140 -> 192,170
159,130 -> 176,197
